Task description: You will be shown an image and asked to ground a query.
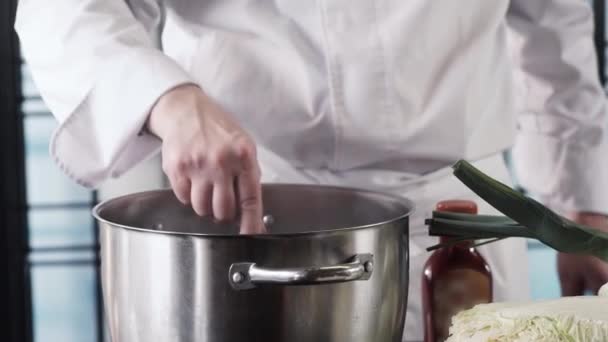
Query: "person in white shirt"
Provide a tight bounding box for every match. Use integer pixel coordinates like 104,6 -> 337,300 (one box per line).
15,0 -> 608,340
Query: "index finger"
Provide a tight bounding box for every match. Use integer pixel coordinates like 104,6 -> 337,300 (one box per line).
237,167 -> 264,234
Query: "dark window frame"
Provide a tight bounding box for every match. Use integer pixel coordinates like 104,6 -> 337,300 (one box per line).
595,0 -> 606,85
0,0 -> 32,341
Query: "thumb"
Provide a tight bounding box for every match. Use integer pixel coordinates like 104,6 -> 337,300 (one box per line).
558,253 -> 584,296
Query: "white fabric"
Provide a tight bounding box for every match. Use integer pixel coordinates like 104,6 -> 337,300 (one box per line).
506,1 -> 608,215
14,0 -> 608,215
12,0 -> 606,340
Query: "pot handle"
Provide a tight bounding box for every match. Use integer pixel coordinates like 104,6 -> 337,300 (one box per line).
228,254 -> 373,290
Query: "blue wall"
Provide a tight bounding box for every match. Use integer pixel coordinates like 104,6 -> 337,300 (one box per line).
527,240 -> 561,299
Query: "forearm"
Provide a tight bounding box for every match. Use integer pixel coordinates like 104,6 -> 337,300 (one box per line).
15,0 -> 195,187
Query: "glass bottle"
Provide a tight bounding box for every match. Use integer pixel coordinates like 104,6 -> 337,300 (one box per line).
422,200 -> 492,342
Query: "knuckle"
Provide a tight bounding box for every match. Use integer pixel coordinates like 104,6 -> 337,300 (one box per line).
209,147 -> 231,168
235,137 -> 255,157
190,152 -> 207,169
240,196 -> 260,211
234,142 -> 258,171
163,153 -> 192,174
175,158 -> 190,173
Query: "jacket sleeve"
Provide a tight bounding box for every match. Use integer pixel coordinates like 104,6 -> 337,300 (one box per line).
506,0 -> 608,215
15,0 -> 195,188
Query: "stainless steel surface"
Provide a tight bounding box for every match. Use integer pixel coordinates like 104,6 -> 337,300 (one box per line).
94,184 -> 413,342
232,271 -> 245,284
263,214 -> 275,227
228,253 -> 373,290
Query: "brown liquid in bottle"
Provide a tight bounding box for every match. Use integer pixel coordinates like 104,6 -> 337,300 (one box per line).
422,200 -> 492,342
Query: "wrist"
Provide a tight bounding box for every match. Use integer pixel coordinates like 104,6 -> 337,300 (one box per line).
147,83 -> 202,139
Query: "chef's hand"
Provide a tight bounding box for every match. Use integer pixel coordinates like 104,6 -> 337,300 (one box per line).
557,212 -> 608,296
146,84 -> 265,234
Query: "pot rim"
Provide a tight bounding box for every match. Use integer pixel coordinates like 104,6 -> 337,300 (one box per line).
92,183 -> 415,238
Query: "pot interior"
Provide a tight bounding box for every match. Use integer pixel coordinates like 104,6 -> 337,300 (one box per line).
93,184 -> 413,236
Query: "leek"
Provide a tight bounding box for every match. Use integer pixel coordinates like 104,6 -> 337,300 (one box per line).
424,160 -> 608,262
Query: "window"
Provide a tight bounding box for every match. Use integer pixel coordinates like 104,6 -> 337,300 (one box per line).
15,29 -> 164,342
2,1 -> 164,341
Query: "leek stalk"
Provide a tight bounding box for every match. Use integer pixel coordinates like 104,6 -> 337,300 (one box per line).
424,160 -> 608,262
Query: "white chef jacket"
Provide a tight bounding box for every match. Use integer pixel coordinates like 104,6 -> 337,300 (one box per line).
14,0 -> 608,216
13,0 -> 608,340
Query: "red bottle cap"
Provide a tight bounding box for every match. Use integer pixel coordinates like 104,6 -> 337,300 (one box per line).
436,200 -> 478,214
435,200 -> 478,244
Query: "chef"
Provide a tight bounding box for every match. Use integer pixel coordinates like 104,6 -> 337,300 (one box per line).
15,0 -> 608,340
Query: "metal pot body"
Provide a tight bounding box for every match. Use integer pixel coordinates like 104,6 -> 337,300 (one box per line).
95,185 -> 412,342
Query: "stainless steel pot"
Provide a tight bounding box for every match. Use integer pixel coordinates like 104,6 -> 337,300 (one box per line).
93,184 -> 413,342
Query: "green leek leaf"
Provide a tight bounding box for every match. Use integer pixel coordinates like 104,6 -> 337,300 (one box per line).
446,160 -> 608,262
